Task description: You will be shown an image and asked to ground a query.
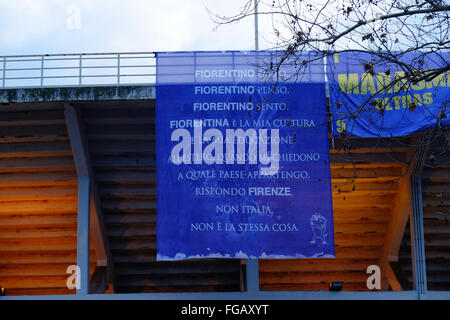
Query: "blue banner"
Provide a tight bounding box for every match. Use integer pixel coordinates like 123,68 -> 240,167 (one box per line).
156,51 -> 334,260
328,51 -> 450,137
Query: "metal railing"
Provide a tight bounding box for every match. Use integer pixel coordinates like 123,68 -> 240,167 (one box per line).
0,52 -> 156,88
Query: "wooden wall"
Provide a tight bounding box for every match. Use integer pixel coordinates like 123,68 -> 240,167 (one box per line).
259,136 -> 410,291
398,128 -> 450,291
0,103 -> 96,295
80,100 -> 241,293
0,99 -> 447,295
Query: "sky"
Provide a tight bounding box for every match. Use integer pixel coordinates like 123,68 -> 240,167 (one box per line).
0,0 -> 276,55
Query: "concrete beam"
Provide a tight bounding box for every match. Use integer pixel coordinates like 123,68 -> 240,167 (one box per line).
0,85 -> 155,104
64,103 -> 117,292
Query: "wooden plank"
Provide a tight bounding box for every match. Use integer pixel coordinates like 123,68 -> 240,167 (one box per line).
116,284 -> 240,293
0,125 -> 68,138
331,167 -> 404,179
95,171 -> 156,184
427,283 -> 450,291
0,141 -> 72,158
0,200 -> 77,215
104,212 -> 156,224
99,185 -> 156,199
4,288 -> 74,296
0,237 -> 77,252
0,276 -> 75,289
116,273 -> 239,287
334,223 -> 388,234
0,263 -> 95,277
0,157 -> 74,172
332,188 -> 398,197
423,205 -> 450,215
0,171 -> 77,186
89,138 -> 156,155
332,208 -> 391,222
426,273 -> 450,283
423,185 -> 450,196
0,262 -> 95,292
89,140 -> 155,154
87,133 -> 155,141
0,102 -> 63,112
334,246 -> 382,259
332,195 -> 395,207
0,136 -> 69,144
260,282 -> 370,291
107,225 -> 156,237
259,259 -> 378,273
423,198 -> 450,206
0,110 -> 65,126
426,154 -> 450,167
422,201 -> 450,211
334,233 -> 385,246
260,271 -> 369,284
423,168 -> 450,182
102,200 -> 156,211
0,250 -> 95,264
424,209 -> 450,225
330,136 -> 412,152
332,177 -> 401,183
332,181 -> 398,193
0,186 -> 77,201
93,156 -> 155,168
115,261 -> 240,276
110,239 -> 156,251
112,251 -> 156,263
427,136 -> 450,151
118,273 -> 240,293
330,153 -> 407,166
0,118 -> 65,127
402,236 -> 450,247
0,214 -> 77,227
423,223 -> 450,234
0,226 -> 76,238
421,260 -> 450,271
86,124 -> 154,137
330,147 -> 408,154
423,249 -> 450,259
103,209 -> 156,215
334,215 -> 391,225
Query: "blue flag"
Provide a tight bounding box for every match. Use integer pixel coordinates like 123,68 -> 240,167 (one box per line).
328,51 -> 450,137
156,51 -> 334,260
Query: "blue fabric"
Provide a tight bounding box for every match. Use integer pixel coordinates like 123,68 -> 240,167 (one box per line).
156,51 -> 334,260
328,51 -> 450,137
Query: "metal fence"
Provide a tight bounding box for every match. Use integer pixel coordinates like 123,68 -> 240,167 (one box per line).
0,52 -> 156,88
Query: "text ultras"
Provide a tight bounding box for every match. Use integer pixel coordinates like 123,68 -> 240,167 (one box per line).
337,70 -> 449,110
